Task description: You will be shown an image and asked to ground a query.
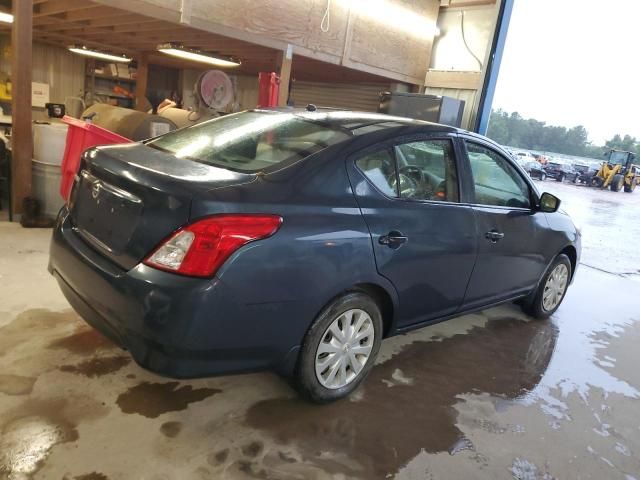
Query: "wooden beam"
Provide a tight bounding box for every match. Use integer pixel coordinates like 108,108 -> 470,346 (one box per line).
11,0 -> 33,218
33,0 -> 99,17
424,70 -> 482,90
32,29 -> 135,55
276,45 -> 293,107
443,0 -> 497,7
135,54 -> 149,111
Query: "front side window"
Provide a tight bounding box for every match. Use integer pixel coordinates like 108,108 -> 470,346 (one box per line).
466,141 -> 531,209
394,139 -> 458,202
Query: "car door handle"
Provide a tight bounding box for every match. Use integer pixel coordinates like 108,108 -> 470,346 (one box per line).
379,231 -> 408,249
485,230 -> 505,243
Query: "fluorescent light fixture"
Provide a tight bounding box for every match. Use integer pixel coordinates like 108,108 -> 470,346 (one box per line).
68,46 -> 132,63
0,12 -> 13,23
157,44 -> 240,68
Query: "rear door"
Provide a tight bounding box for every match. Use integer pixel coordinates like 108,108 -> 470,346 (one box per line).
347,134 -> 477,328
459,138 -> 547,309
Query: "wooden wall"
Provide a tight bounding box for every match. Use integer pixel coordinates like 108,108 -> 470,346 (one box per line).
0,35 -> 85,121
93,0 -> 440,85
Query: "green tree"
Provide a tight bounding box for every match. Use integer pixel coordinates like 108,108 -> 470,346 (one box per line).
486,110 -> 613,159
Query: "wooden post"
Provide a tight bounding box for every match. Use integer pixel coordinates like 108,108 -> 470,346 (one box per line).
10,0 -> 33,218
276,45 -> 292,107
135,54 -> 149,111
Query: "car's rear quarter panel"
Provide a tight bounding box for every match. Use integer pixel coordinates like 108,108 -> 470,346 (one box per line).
189,148 -> 398,352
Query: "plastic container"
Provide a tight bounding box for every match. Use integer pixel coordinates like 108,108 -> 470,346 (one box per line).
33,159 -> 64,218
33,122 -> 68,165
60,115 -> 131,200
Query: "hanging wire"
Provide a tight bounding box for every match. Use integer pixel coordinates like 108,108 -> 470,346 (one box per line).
321,0 -> 332,33
461,10 -> 483,70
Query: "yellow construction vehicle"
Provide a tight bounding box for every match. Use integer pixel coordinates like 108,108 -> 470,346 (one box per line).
590,149 -> 639,192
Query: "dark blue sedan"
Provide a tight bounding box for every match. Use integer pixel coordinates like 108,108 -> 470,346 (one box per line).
49,108 -> 581,402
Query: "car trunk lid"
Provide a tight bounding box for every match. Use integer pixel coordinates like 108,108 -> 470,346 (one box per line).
69,143 -> 254,270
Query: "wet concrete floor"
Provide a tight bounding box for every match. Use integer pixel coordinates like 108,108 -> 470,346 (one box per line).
0,181 -> 639,479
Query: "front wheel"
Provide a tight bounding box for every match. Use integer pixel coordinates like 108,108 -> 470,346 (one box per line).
522,254 -> 572,319
296,292 -> 383,403
623,177 -> 637,193
610,174 -> 624,192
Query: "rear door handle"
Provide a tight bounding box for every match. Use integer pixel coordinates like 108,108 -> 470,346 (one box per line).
485,230 -> 505,243
379,231 -> 408,249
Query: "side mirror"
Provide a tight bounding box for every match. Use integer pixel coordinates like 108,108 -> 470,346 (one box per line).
539,192 -> 560,213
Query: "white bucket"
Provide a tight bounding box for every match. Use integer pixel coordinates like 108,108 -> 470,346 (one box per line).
32,123 -> 68,166
32,159 -> 64,219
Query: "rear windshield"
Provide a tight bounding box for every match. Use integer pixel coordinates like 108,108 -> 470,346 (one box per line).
148,111 -> 351,173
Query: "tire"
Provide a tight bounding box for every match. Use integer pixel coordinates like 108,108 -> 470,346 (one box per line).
522,254 -> 571,320
572,174 -> 579,183
540,173 -> 546,181
591,176 -> 604,188
295,292 -> 383,403
623,177 -> 637,193
556,174 -> 564,182
610,174 -> 624,192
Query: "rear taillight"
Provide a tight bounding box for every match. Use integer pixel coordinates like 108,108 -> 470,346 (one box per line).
144,214 -> 282,278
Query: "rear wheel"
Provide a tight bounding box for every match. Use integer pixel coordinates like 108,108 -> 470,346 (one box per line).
522,254 -> 571,319
296,292 -> 383,403
623,177 -> 637,193
591,176 -> 604,188
610,174 -> 624,192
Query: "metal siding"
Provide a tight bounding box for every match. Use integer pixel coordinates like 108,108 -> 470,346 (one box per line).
424,86 -> 478,130
290,81 -> 390,112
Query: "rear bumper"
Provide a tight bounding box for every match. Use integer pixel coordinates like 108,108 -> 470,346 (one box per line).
49,208 -> 301,378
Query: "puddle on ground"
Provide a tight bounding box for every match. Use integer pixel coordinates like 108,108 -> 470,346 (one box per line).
71,473 -> 110,480
160,421 -> 183,438
0,415 -> 77,478
59,356 -> 131,378
0,374 -> 37,395
49,328 -> 117,355
246,317 -> 558,478
0,397 -> 110,478
116,382 -> 222,418
0,309 -> 79,357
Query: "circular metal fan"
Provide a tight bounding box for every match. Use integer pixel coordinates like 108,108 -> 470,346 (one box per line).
195,70 -> 234,111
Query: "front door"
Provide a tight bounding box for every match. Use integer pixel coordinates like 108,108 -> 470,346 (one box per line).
460,139 -> 547,309
347,135 -> 477,327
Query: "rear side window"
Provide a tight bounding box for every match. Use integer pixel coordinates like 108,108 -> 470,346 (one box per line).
394,139 -> 458,202
148,111 -> 351,173
356,149 -> 398,197
465,141 -> 531,209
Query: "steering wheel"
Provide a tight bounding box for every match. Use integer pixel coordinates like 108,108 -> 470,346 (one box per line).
399,165 -> 425,185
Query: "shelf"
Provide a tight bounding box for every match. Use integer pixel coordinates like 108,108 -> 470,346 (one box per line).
93,91 -> 134,100
87,73 -> 137,83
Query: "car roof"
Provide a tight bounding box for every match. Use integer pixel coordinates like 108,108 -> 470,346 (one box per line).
253,107 -> 461,135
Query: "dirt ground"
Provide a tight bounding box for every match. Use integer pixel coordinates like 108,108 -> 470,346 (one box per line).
1,180 -> 639,479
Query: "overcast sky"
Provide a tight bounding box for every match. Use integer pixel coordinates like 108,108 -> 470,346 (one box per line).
492,0 -> 639,145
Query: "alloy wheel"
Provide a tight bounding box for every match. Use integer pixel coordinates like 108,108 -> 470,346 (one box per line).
315,309 -> 375,389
